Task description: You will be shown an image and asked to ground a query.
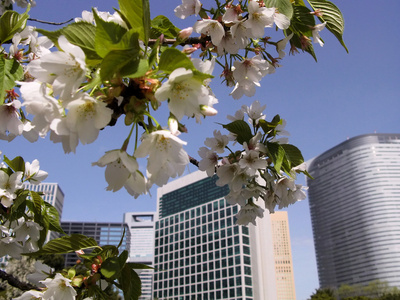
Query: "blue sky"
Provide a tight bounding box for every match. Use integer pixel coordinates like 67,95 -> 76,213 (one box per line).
2,0 -> 400,299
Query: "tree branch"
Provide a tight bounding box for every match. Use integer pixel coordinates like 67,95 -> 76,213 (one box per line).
0,269 -> 40,291
28,17 -> 74,25
188,155 -> 200,168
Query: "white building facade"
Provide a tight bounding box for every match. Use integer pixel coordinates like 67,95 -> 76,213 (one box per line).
307,133 -> 400,289
153,171 -> 277,300
124,212 -> 155,300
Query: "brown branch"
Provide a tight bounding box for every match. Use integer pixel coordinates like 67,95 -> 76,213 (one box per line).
0,269 -> 40,291
28,18 -> 74,25
188,155 -> 200,168
148,36 -> 211,46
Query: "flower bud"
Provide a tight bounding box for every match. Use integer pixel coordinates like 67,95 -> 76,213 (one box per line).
168,116 -> 179,135
178,27 -> 193,40
200,105 -> 218,117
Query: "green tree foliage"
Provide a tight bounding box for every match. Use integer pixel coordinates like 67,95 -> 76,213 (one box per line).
309,288 -> 336,300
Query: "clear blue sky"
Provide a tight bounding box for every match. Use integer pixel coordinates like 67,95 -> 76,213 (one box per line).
2,1 -> 400,299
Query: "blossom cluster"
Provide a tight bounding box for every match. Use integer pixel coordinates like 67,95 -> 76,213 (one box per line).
198,100 -> 308,226
0,153 -> 48,258
175,0 -> 327,98
0,0 -> 331,201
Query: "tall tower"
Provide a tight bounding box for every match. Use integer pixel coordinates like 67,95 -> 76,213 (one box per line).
124,212 -> 155,300
153,170 -> 277,300
270,211 -> 296,300
307,133 -> 400,289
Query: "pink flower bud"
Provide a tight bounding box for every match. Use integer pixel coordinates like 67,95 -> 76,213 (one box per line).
178,27 -> 193,40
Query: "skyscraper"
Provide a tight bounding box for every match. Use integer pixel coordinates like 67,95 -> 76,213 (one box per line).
61,221 -> 128,267
153,170 -> 277,300
307,133 -> 400,289
124,212 -> 155,300
270,211 -> 296,300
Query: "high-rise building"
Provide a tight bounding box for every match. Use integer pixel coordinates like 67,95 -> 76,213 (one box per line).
61,221 -> 128,267
124,212 -> 155,300
307,133 -> 400,289
270,211 -> 296,300
153,170 -> 277,300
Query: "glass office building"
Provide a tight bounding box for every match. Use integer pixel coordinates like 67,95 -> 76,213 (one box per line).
307,133 -> 400,289
153,171 -> 277,300
124,212 -> 155,300
61,221 -> 128,267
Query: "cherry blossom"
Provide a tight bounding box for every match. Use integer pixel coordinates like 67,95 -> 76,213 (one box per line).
92,150 -> 139,192
0,101 -> 24,137
235,202 -> 264,226
174,0 -> 202,19
65,93 -> 113,145
204,130 -> 230,153
312,22 -> 327,47
193,19 -> 225,46
40,273 -> 77,300
27,35 -> 87,99
25,159 -> 48,184
135,130 -> 189,186
244,1 -> 275,38
198,147 -> 219,176
155,68 -> 217,121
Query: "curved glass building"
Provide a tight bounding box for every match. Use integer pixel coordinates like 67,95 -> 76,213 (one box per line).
307,134 -> 400,289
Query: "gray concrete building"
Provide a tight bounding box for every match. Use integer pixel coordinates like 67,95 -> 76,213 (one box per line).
307,133 -> 400,289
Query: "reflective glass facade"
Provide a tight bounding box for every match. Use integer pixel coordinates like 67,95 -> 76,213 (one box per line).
154,171 -> 277,300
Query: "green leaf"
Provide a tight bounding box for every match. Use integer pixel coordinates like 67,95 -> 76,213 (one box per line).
158,48 -> 194,73
10,190 -> 29,219
0,9 -> 29,44
266,142 -> 285,172
62,22 -> 101,63
23,234 -> 98,256
100,250 -> 129,279
288,30 -> 317,61
101,257 -> 122,280
222,120 -> 253,145
264,0 -> 293,19
290,4 -> 315,35
93,9 -> 128,58
29,190 -> 44,216
3,155 -> 25,173
258,115 -> 282,135
307,0 -> 348,52
281,144 -> 304,169
148,38 -> 160,68
119,264 -> 141,300
100,49 -> 140,80
118,0 -> 150,44
150,15 -> 180,39
121,58 -> 149,79
0,57 -> 23,104
37,23 -> 102,65
43,201 -> 65,234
